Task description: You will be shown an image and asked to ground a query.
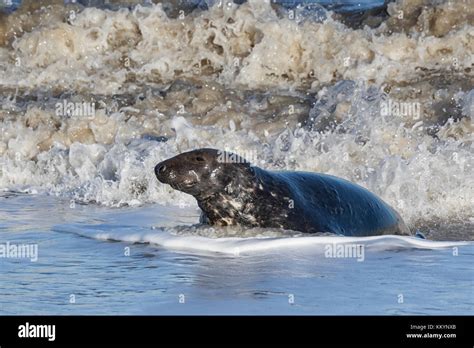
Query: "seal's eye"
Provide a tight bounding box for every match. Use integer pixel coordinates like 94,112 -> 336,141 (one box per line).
195,156 -> 205,162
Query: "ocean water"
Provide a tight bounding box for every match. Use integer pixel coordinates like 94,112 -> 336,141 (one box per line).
0,0 -> 473,314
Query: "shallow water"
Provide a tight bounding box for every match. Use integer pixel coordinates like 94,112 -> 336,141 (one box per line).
0,193 -> 472,315
0,0 -> 473,314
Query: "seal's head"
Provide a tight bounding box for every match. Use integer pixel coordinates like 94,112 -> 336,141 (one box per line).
155,148 -> 252,199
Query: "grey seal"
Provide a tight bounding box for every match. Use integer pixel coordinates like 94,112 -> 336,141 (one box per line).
154,148 -> 411,237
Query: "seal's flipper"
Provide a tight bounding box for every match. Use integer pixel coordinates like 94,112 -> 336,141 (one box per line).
415,230 -> 426,239
199,211 -> 210,224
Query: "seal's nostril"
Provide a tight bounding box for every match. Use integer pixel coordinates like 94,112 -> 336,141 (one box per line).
155,164 -> 167,177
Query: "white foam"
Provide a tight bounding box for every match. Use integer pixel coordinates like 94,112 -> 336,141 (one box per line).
0,0 -> 473,227
57,224 -> 470,256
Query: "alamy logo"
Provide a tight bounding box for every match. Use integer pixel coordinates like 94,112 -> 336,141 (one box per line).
0,242 -> 38,262
324,243 -> 365,262
217,149 -> 258,164
55,99 -> 95,118
18,322 -> 56,341
380,97 -> 421,119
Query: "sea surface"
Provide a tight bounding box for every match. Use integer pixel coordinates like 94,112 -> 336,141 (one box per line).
0,0 -> 473,314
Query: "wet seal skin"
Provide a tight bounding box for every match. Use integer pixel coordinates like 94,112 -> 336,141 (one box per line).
155,148 -> 411,237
